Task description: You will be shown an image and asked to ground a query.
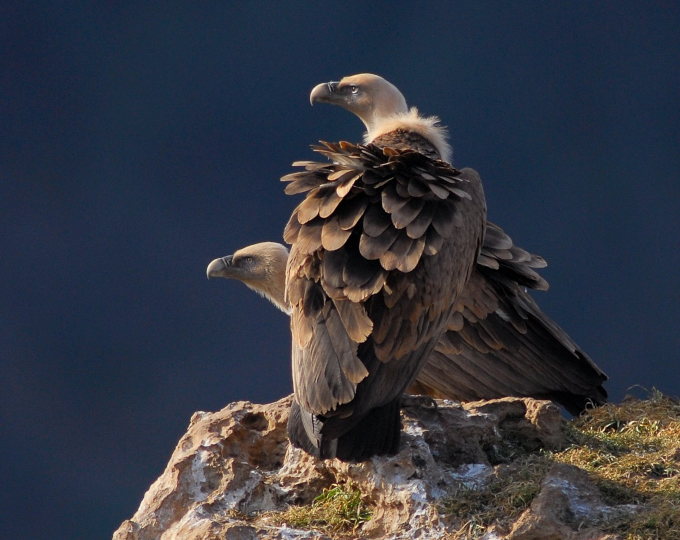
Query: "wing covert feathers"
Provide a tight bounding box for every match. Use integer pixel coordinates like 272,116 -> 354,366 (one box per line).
283,142 -> 477,279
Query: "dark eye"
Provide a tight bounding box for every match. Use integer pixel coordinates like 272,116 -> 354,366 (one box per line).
350,85 -> 359,94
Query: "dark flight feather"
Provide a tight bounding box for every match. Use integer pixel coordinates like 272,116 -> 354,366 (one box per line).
391,197 -> 426,229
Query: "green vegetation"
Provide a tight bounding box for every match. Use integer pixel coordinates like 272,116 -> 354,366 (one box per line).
275,483 -> 372,534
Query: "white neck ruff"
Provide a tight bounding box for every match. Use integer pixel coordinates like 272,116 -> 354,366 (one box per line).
365,107 -> 452,164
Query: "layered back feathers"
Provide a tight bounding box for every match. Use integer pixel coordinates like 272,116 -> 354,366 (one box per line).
283,140 -> 486,418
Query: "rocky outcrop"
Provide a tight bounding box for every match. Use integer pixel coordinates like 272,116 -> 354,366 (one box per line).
113,396 -> 640,540
498,463 -> 642,540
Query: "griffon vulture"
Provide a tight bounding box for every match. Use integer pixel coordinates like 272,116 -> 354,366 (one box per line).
280,104 -> 487,460
208,232 -> 606,415
307,73 -> 607,410
207,74 -> 606,461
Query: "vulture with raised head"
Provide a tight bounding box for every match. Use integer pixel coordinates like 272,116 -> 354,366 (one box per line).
306,74 -> 607,414
281,98 -> 487,461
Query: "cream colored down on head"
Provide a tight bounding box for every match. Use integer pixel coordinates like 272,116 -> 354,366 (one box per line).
311,73 -> 452,163
207,242 -> 290,315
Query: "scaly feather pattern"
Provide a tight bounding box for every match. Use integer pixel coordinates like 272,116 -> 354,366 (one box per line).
284,138 -> 486,460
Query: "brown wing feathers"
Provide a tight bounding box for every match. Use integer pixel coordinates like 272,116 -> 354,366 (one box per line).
478,222 -> 549,291
415,231 -> 607,414
284,141 -> 484,458
284,142 -> 474,302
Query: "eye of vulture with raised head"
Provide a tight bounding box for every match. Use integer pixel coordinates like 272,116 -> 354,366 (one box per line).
281,76 -> 487,461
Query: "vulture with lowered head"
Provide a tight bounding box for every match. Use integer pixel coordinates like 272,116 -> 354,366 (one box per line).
208,229 -> 606,415
281,96 -> 487,461
207,242 -> 290,314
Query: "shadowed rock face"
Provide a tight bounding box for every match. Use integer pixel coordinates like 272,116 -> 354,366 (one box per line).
112,397 -> 639,540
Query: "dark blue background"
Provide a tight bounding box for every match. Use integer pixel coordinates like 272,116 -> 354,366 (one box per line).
1,2 -> 678,539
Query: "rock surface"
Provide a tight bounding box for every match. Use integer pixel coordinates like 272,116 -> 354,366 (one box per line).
497,464 -> 642,540
113,396 -> 638,540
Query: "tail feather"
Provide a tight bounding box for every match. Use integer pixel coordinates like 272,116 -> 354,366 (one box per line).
287,398 -> 403,462
287,400 -> 320,458
334,399 -> 402,462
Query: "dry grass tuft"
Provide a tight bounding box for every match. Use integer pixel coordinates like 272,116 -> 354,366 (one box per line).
443,453 -> 554,539
560,390 -> 680,539
444,390 -> 680,539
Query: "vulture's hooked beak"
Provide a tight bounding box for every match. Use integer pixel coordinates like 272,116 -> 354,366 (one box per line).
310,81 -> 339,106
206,255 -> 234,279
